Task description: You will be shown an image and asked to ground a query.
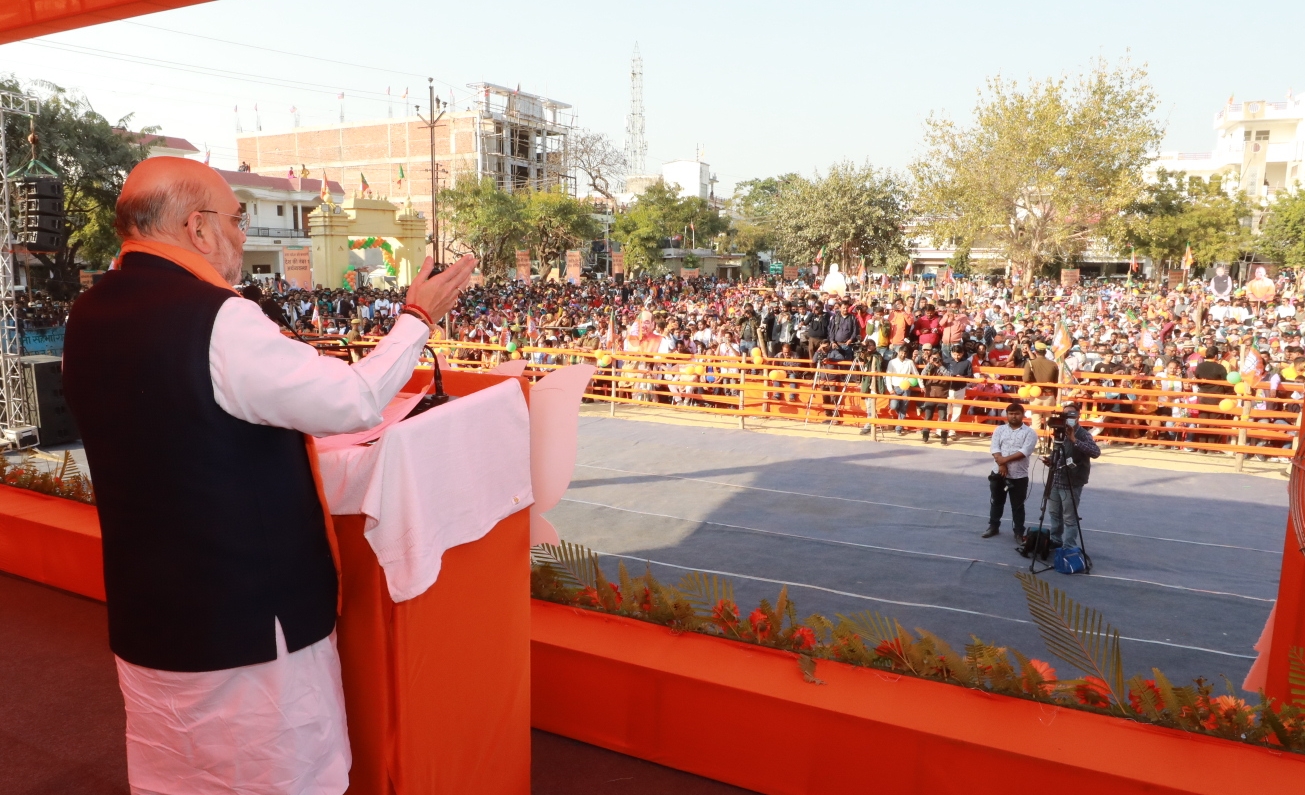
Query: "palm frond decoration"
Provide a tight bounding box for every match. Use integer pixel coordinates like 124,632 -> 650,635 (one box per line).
530,541 -> 598,590
57,451 -> 82,481
916,628 -> 977,687
1016,571 -> 1125,712
675,571 -> 734,619
836,610 -> 897,649
797,653 -> 825,685
1289,647 -> 1305,705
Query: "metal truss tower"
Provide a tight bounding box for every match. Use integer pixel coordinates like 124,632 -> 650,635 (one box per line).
0,89 -> 40,448
625,44 -> 646,176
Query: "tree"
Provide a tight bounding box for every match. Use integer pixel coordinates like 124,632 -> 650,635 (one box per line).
1103,169 -> 1253,278
728,175 -> 797,270
567,130 -> 626,206
3,78 -> 153,298
611,180 -> 728,275
522,187 -> 601,274
912,57 -> 1163,286
1259,188 -> 1305,270
437,176 -> 526,279
768,161 -> 910,273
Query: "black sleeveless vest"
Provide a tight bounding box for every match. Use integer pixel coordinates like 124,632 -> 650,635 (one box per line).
63,253 -> 337,672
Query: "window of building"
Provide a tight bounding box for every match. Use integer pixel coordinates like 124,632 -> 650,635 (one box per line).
239,202 -> 247,215
1244,130 -> 1253,141
276,205 -> 284,216
1255,130 -> 1270,141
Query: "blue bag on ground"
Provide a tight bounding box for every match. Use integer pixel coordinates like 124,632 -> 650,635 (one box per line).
1054,546 -> 1088,574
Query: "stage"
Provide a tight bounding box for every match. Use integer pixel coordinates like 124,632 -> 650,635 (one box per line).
550,416 -> 1285,687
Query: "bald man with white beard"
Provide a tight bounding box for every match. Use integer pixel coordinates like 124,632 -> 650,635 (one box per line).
62,157 -> 475,794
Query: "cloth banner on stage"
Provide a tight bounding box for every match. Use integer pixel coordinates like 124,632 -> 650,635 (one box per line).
515,250 -> 531,283
611,251 -> 624,276
1060,268 -> 1079,287
681,268 -> 700,279
283,247 -> 313,289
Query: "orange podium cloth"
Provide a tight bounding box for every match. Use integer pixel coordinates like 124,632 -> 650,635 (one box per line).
335,509 -> 529,795
332,370 -> 531,795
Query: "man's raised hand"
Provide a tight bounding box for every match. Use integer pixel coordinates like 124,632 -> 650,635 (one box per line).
406,254 -> 477,322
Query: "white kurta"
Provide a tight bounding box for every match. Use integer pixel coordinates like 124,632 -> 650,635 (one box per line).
116,298 -> 429,795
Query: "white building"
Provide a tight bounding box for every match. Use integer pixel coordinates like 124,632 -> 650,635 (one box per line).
662,159 -> 711,201
216,169 -> 344,282
1151,95 -> 1305,200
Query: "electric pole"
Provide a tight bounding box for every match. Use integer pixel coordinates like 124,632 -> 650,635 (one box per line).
416,78 -> 446,266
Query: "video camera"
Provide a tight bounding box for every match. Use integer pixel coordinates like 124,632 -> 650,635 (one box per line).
1045,411 -> 1069,441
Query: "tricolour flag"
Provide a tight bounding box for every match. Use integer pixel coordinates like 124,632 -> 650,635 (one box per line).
360,173 -> 370,193
397,164 -> 405,187
1129,246 -> 1138,273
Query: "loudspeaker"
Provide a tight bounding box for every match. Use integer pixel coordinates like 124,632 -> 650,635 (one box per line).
21,355 -> 80,446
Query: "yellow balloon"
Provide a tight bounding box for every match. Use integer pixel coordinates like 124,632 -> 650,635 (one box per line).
768,369 -> 785,380
1234,382 -> 1250,396
597,354 -> 612,367
1017,385 -> 1031,398
511,350 -> 522,360
1218,398 -> 1236,411
694,365 -> 707,376
1285,366 -> 1299,381
1028,385 -> 1042,398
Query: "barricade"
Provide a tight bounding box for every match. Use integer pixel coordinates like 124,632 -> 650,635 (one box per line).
315,334 -> 1302,470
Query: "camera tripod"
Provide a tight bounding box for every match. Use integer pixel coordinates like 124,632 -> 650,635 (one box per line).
802,348 -> 866,429
1021,431 -> 1091,575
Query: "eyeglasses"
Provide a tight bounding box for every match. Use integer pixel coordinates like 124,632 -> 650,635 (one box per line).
197,209 -> 250,232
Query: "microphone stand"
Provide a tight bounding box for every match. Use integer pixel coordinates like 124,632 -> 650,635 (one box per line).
404,345 -> 453,419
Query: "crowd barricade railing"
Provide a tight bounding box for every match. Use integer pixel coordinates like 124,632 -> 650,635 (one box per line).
337,336 -> 1303,468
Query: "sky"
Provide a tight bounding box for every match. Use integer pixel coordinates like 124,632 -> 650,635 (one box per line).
1,0 -> 1303,195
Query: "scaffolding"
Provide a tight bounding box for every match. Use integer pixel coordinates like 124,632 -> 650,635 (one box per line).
466,82 -> 574,194
0,88 -> 41,449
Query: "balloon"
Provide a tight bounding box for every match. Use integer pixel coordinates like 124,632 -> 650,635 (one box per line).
597,355 -> 612,367
506,341 -> 518,353
510,350 -> 522,360
1028,385 -> 1042,398
1219,398 -> 1236,411
1226,371 -> 1242,384
1234,382 -> 1251,396
907,378 -> 919,388
694,365 -> 707,376
1285,366 -> 1299,381
769,369 -> 785,380
751,350 -> 765,363
1017,385 -> 1031,398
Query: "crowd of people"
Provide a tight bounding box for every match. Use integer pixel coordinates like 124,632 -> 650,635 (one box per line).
23,264 -> 1305,455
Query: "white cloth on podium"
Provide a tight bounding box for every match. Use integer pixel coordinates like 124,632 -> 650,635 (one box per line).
318,378 -> 534,603
117,621 -> 350,795
116,301 -> 431,795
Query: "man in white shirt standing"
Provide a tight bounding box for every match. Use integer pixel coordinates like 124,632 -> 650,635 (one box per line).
984,402 -> 1038,541
63,156 -> 476,795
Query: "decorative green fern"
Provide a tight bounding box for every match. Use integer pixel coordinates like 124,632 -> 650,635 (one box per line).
1288,647 -> 1305,705
530,541 -> 598,590
1016,571 -> 1125,712
675,571 -> 735,620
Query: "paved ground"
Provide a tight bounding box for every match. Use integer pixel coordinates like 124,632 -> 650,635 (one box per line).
550,412 -> 1288,688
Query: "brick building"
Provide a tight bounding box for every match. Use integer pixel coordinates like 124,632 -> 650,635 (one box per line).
236,83 -> 574,260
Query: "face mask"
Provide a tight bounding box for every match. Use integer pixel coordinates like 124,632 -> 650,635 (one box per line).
1066,418 -> 1078,428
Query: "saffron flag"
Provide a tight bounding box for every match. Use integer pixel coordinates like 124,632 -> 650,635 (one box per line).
1130,246 -> 1138,273
311,304 -> 321,331
1052,319 -> 1073,363
1181,244 -> 1194,270
320,171 -> 331,203
903,260 -> 913,277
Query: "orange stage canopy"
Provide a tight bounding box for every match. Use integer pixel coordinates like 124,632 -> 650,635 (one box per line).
0,0 -> 210,45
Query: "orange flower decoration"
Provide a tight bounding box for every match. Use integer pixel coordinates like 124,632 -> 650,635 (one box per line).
1072,677 -> 1112,708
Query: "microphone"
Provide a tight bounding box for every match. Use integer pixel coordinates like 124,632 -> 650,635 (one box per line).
242,283 -> 308,342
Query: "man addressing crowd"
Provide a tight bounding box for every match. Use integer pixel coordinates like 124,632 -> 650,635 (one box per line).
62,157 -> 475,794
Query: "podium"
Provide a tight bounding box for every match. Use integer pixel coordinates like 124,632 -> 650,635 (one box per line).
322,371 -> 532,795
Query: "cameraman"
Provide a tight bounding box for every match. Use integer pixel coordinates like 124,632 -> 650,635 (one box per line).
828,300 -> 858,361
1037,404 -> 1100,552
984,402 -> 1037,540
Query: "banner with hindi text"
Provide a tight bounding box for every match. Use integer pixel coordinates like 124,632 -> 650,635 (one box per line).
515,250 -> 531,283
283,247 -> 313,289
565,251 -> 582,285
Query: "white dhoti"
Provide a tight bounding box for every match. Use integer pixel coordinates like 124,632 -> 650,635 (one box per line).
116,620 -> 351,795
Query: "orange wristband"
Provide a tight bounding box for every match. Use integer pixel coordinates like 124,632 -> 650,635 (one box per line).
402,305 -> 433,326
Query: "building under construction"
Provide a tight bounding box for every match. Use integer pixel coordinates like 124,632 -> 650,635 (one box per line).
235,83 -> 574,257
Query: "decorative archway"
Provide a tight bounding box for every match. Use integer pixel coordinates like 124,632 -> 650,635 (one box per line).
307,195 -> 426,291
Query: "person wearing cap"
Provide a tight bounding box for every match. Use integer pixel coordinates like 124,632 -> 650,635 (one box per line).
1023,340 -> 1059,443
1028,403 -> 1100,556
